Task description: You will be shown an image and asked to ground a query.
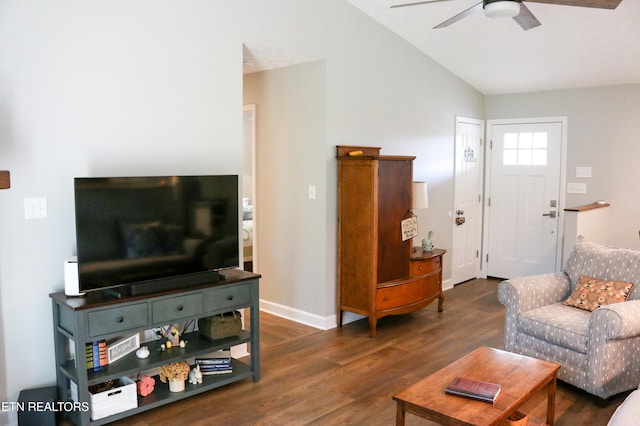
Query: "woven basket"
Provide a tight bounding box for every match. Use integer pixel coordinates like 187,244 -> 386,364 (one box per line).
198,311 -> 242,340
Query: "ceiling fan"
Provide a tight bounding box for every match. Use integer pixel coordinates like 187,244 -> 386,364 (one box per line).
390,0 -> 622,31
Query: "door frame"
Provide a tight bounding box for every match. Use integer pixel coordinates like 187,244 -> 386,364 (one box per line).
243,104 -> 257,272
481,116 -> 568,278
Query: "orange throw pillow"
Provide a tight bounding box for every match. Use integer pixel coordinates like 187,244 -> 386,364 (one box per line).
563,275 -> 634,312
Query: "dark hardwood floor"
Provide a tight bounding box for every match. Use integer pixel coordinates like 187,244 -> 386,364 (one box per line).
111,279 -> 626,425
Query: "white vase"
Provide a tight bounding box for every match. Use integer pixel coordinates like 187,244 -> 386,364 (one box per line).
169,379 -> 185,392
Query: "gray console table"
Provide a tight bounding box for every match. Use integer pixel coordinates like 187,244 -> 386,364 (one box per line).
50,269 -> 260,425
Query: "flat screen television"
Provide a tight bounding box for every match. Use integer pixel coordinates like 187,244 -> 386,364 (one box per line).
74,175 -> 239,296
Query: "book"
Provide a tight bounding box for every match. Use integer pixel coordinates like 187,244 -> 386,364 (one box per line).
445,377 -> 501,404
195,358 -> 232,365
199,365 -> 233,375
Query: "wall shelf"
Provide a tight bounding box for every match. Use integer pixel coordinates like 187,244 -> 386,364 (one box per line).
0,170 -> 9,189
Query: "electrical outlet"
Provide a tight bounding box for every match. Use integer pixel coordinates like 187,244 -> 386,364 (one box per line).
567,183 -> 587,194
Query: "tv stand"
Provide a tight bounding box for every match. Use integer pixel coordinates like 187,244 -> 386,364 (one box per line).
50,269 -> 260,425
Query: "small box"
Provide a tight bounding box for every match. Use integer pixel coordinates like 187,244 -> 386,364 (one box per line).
89,377 -> 137,421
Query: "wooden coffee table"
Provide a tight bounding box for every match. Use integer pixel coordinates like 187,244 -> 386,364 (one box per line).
393,346 -> 560,426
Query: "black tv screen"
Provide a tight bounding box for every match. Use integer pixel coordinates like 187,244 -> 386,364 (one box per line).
74,175 -> 239,295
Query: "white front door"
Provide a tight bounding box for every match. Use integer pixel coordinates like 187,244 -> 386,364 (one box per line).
485,119 -> 565,279
452,117 -> 483,285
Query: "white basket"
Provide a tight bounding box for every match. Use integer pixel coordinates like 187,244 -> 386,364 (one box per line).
90,377 -> 137,420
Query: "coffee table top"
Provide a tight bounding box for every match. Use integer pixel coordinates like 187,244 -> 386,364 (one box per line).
393,346 -> 560,426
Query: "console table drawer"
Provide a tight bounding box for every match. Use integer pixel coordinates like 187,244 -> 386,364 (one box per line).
410,256 -> 441,276
87,303 -> 148,338
376,274 -> 440,310
152,293 -> 204,324
204,284 -> 251,312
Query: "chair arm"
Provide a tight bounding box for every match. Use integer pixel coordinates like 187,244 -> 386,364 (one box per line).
497,272 -> 571,314
591,300 -> 640,340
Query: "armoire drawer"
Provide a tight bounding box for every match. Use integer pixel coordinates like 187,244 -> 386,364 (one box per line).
87,303 -> 149,338
410,256 -> 441,276
376,274 -> 440,310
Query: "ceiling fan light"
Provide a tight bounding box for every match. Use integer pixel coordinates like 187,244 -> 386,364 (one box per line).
484,1 -> 521,18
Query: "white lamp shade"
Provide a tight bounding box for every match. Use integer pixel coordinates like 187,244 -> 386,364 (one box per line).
484,1 -> 521,18
413,181 -> 429,210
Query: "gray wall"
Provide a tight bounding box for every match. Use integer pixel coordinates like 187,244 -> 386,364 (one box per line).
243,61 -> 328,321
485,84 -> 640,249
0,0 -> 483,418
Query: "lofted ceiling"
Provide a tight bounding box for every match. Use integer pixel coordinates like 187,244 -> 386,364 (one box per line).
346,0 -> 640,94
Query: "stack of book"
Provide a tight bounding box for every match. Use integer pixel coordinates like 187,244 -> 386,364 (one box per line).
195,349 -> 233,375
85,340 -> 107,372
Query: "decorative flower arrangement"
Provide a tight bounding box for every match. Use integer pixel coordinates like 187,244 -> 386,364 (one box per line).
159,361 -> 191,383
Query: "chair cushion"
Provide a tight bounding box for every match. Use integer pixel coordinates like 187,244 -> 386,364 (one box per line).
518,303 -> 591,353
563,275 -> 634,312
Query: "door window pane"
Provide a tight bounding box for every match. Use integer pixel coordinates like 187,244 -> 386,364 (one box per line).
503,132 -> 548,166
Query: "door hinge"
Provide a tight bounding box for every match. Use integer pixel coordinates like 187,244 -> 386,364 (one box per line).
486,254 -> 489,263
488,197 -> 491,207
478,194 -> 481,202
476,250 -> 479,258
490,140 -> 493,149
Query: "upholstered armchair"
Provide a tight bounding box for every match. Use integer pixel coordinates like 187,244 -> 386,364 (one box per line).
498,237 -> 640,399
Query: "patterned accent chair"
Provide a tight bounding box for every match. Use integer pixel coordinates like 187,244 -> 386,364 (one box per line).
498,237 -> 640,399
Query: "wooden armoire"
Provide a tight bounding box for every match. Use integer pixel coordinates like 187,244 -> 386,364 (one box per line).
336,146 -> 444,337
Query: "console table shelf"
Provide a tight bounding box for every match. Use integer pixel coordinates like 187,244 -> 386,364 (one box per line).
50,269 -> 260,426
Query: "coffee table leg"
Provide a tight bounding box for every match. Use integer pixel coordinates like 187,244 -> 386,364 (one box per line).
547,375 -> 557,426
396,401 -> 406,426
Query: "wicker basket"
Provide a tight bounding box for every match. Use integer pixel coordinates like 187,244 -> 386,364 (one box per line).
198,311 -> 242,340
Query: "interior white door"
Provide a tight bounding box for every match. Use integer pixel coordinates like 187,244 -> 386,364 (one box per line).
486,120 -> 564,279
452,117 -> 483,285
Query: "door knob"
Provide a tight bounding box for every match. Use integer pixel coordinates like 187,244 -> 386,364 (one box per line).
455,217 -> 466,226
542,211 -> 557,218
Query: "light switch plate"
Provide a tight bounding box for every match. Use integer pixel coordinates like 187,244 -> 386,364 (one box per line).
576,167 -> 592,178
567,183 -> 587,194
24,197 -> 48,219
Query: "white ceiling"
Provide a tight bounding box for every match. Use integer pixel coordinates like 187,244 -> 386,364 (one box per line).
346,0 -> 640,94
243,44 -> 318,75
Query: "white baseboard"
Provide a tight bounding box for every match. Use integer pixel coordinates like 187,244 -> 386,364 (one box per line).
259,299 -> 331,330
260,280 -> 453,330
443,278 -> 453,291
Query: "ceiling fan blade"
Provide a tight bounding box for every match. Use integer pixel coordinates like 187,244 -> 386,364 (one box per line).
434,2 -> 483,29
514,3 -> 541,30
391,0 -> 457,9
523,0 -> 621,9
